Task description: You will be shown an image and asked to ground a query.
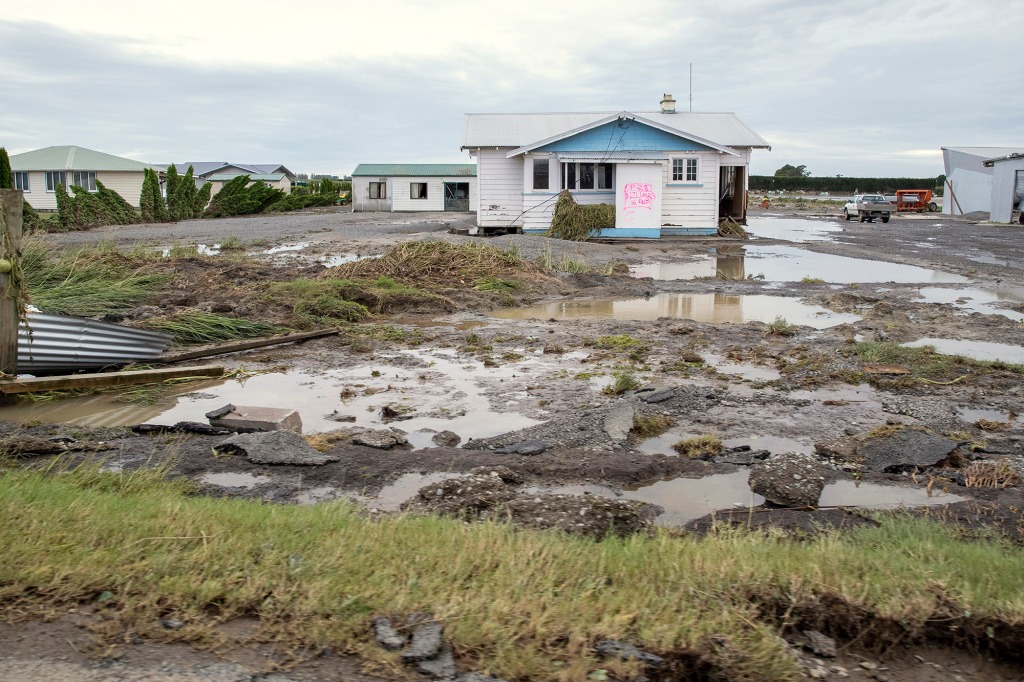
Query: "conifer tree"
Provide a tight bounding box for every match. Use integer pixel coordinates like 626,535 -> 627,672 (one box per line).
165,164 -> 180,219
195,181 -> 212,217
140,168 -> 157,222
0,147 -> 12,189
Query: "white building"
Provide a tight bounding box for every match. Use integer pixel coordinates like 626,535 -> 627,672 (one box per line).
941,146 -> 1024,221
461,95 -> 770,237
9,145 -> 155,210
351,164 -> 477,213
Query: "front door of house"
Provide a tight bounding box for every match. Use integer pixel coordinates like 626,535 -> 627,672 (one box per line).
444,182 -> 470,211
615,163 -> 662,229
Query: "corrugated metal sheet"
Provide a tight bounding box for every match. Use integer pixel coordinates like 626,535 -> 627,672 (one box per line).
351,164 -> 477,177
207,173 -> 286,182
17,313 -> 173,373
9,146 -> 156,172
556,151 -> 668,161
461,111 -> 769,150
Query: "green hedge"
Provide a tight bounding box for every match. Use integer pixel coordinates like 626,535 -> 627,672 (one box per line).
750,176 -> 944,194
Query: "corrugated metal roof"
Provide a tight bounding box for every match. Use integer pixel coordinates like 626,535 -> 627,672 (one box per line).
462,111 -> 769,150
18,313 -> 173,373
10,146 -> 155,172
207,173 -> 287,182
352,163 -> 477,177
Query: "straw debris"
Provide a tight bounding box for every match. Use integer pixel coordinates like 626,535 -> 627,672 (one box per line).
547,190 -> 615,241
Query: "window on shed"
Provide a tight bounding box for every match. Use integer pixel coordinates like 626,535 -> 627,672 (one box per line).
45,171 -> 67,192
13,172 -> 29,192
532,158 -> 549,190
686,158 -> 698,182
672,158 -> 699,182
410,182 -> 428,199
72,171 -> 97,192
369,182 -> 386,199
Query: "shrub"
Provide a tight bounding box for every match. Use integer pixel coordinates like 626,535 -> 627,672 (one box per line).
203,176 -> 285,218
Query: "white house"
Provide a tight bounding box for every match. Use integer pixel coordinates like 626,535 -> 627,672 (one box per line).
351,164 -> 477,213
460,95 -> 770,237
9,145 -> 155,210
942,146 -> 1024,221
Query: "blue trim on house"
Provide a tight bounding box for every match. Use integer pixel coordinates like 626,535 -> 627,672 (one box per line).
666,183 -> 705,187
661,227 -> 719,236
594,228 -> 662,238
536,121 -> 713,154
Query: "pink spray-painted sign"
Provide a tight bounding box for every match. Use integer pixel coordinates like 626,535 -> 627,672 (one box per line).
623,182 -> 657,210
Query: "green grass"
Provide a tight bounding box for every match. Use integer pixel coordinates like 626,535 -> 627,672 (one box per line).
602,370 -> 640,395
764,316 -> 796,337
672,434 -> 723,458
849,341 -> 1024,382
473,276 -> 523,294
2,464 -> 1024,680
20,237 -> 169,317
144,311 -> 284,345
218,236 -> 245,250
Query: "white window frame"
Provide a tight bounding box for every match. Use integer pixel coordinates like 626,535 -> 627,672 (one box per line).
410,182 -> 428,199
672,157 -> 700,182
368,181 -> 386,199
561,162 -> 614,191
13,172 -> 29,192
45,171 -> 67,192
72,171 -> 97,192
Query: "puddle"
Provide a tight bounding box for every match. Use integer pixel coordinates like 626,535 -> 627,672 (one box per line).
161,244 -> 221,257
818,481 -> 965,508
494,293 -> 860,328
703,353 -> 781,381
264,242 -> 311,254
744,216 -> 844,243
917,287 -> 1024,322
631,246 -> 969,284
363,472 -> 459,511
0,350 -> 543,441
902,338 -> 1024,364
637,432 -> 813,457
955,406 -> 1022,426
201,472 -> 272,489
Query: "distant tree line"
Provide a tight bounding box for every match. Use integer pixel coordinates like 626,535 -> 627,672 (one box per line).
751,175 -> 945,194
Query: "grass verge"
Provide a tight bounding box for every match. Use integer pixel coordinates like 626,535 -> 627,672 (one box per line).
2,464 -> 1024,680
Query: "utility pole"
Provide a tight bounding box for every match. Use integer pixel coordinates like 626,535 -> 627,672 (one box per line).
0,189 -> 23,376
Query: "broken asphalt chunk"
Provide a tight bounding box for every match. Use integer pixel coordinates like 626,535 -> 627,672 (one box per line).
401,621 -> 444,663
371,616 -> 406,650
494,439 -> 547,455
215,430 -> 339,465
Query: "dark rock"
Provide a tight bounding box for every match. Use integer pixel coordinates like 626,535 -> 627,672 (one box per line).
372,616 -> 406,650
432,430 -> 462,447
639,388 -> 675,404
595,640 -> 665,668
401,621 -> 444,663
380,403 -> 415,422
210,302 -> 233,314
417,643 -> 457,679
204,404 -> 236,420
748,452 -> 830,507
161,619 -> 185,630
215,430 -> 339,465
814,436 -> 857,463
132,422 -> 236,436
803,630 -> 837,658
352,429 -> 408,449
494,439 -> 547,456
325,411 -> 357,423
712,449 -> 771,465
857,430 -> 958,473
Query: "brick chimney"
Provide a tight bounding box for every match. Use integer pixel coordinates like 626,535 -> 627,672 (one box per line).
660,93 -> 676,114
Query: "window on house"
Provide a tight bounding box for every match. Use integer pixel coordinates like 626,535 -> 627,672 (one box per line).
532,158 -> 549,190
369,182 -> 386,199
45,171 -> 67,192
410,182 -> 428,199
72,171 -> 97,192
672,158 -> 700,182
13,172 -> 29,192
561,162 -> 613,190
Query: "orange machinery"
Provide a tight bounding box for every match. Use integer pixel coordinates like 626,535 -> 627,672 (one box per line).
895,189 -> 938,212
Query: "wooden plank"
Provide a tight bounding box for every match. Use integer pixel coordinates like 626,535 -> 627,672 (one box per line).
0,365 -> 224,394
0,189 -> 24,377
157,328 -> 341,364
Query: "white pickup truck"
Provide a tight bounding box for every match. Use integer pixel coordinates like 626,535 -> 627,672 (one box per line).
843,194 -> 892,223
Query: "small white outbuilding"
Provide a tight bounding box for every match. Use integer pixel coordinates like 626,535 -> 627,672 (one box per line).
941,146 -> 1024,221
351,164 -> 477,213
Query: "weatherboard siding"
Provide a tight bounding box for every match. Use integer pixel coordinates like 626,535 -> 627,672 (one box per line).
20,171 -> 53,210
660,152 -> 720,229
476,149 -> 523,227
96,171 -> 146,208
390,177 -> 478,212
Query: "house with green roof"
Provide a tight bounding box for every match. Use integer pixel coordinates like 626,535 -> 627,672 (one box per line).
9,145 -> 157,211
351,163 -> 476,213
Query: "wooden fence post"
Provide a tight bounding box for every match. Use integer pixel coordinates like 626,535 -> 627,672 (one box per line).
0,189 -> 24,376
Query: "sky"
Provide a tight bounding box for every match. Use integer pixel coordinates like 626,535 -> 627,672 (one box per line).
2,0 -> 1020,179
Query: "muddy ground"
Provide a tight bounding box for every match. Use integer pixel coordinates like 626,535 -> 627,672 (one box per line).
4,205 -> 1024,680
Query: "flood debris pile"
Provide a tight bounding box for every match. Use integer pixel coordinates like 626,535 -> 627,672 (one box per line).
402,466 -> 659,538
547,189 -> 615,241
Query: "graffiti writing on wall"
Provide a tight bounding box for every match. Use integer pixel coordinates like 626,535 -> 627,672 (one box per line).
623,182 -> 656,210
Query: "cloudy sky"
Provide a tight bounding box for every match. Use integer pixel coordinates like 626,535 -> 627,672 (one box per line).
2,0 -> 1019,178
